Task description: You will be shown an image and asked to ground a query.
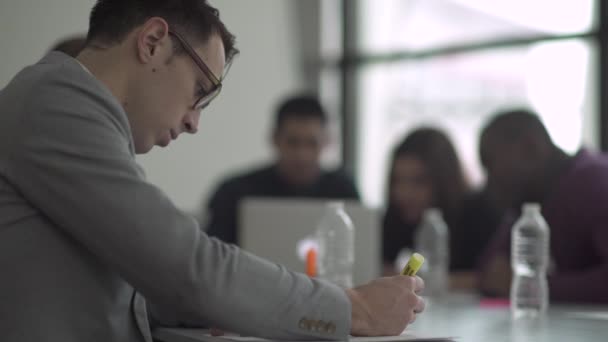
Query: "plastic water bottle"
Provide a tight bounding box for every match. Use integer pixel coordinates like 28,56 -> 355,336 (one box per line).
511,203 -> 550,319
316,202 -> 355,288
414,208 -> 449,297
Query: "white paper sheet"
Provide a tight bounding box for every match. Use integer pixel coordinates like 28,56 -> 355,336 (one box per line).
153,328 -> 456,342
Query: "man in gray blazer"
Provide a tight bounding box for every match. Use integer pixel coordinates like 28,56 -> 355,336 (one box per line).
0,1 -> 425,341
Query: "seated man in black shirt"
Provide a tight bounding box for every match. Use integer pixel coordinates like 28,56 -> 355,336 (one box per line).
205,95 -> 360,244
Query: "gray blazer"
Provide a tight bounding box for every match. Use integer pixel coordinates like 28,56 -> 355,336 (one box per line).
0,52 -> 350,342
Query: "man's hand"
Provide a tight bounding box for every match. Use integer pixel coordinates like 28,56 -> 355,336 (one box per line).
346,276 -> 425,336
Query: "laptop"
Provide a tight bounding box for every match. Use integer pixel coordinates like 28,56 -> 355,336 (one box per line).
238,197 -> 381,286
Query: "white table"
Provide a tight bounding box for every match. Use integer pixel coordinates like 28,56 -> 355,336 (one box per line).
153,294 -> 608,342
409,293 -> 607,341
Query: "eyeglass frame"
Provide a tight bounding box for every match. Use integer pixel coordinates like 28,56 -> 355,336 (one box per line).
168,30 -> 229,110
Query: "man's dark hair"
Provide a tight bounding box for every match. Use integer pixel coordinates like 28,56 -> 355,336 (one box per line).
479,108 -> 553,167
86,0 -> 238,63
274,95 -> 328,132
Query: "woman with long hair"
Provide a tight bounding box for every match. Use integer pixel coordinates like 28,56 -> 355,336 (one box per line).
382,127 -> 501,288
382,127 -> 467,269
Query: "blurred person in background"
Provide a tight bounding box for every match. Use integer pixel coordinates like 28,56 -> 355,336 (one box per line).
382,127 -> 502,290
49,35 -> 87,57
205,94 -> 359,245
478,109 -> 608,303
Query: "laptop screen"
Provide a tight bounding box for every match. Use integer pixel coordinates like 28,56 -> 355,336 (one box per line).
239,197 -> 381,285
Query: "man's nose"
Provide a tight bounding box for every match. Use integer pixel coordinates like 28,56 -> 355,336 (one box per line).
183,110 -> 200,134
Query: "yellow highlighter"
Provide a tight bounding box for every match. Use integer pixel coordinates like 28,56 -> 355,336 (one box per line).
401,253 -> 425,276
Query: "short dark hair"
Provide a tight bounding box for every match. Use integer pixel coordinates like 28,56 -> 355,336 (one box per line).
274,95 -> 327,132
86,0 -> 238,64
479,108 -> 553,167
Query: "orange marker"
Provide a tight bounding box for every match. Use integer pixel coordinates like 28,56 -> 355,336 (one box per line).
306,248 -> 317,277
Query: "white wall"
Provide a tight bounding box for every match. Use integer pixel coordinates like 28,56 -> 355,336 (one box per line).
0,0 -> 319,215
0,0 -> 96,85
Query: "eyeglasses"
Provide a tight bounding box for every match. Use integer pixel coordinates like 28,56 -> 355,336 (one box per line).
168,30 -> 230,111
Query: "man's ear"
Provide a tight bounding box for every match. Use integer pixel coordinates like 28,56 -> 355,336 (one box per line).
136,17 -> 170,64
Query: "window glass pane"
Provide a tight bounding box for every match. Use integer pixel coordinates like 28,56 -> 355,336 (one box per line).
359,0 -> 596,54
319,0 -> 344,167
321,0 -> 343,59
356,39 -> 597,207
319,67 -> 343,168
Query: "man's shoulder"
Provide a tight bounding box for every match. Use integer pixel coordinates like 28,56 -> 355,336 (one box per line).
552,149 -> 608,211
318,168 -> 359,198
1,53 -> 68,104
0,52 -> 134,159
566,150 -> 608,188
10,53 -> 88,90
47,53 -> 119,100
320,168 -> 355,184
4,52 -> 122,118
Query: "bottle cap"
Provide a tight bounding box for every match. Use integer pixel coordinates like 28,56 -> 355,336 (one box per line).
306,248 -> 317,277
424,208 -> 442,218
522,203 -> 541,213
